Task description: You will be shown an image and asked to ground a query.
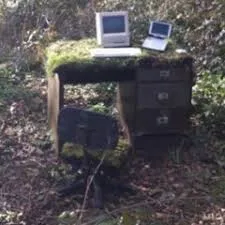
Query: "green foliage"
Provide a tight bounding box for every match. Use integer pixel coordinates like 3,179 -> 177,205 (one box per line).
89,102 -> 110,114
0,80 -> 27,104
0,0 -> 95,71
0,68 -> 21,103
45,38 -> 97,75
87,82 -> 117,115
90,83 -> 117,103
61,143 -> 84,159
192,72 -> 225,131
0,65 -> 38,112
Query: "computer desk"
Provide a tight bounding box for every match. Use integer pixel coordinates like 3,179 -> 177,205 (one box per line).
46,38 -> 195,157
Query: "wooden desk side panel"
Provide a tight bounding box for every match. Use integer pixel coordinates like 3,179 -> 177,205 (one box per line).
116,81 -> 136,146
47,74 -> 64,156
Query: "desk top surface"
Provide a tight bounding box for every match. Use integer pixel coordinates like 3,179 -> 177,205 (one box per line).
45,38 -> 193,78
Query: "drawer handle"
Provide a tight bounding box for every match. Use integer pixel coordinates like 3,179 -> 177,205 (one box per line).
157,92 -> 169,101
160,70 -> 170,79
157,116 -> 169,125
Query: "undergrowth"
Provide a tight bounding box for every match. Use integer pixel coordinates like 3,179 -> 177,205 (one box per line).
192,71 -> 225,136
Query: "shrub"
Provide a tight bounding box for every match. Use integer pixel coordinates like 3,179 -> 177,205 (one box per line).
192,71 -> 225,133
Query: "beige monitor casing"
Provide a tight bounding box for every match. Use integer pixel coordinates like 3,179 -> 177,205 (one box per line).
96,11 -> 130,47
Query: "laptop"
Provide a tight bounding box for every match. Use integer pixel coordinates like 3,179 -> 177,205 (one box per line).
142,21 -> 172,51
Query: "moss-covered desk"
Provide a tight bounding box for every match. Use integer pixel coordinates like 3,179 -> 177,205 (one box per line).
46,38 -> 195,157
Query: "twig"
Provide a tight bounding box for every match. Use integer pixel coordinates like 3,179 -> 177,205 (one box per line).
0,120 -> 6,134
76,151 -> 107,225
105,200 -> 154,216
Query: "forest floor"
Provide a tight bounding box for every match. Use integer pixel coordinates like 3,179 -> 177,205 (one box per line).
1,71 -> 225,225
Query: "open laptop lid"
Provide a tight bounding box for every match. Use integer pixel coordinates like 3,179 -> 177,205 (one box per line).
148,21 -> 172,38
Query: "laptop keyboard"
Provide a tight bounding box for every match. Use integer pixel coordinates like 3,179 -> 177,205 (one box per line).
142,37 -> 168,51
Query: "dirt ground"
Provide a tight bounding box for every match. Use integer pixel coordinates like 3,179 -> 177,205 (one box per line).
0,74 -> 225,225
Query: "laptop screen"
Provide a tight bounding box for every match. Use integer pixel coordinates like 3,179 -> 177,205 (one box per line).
150,22 -> 171,37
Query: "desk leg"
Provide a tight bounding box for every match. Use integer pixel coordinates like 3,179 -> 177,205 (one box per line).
116,82 -> 136,147
47,74 -> 64,157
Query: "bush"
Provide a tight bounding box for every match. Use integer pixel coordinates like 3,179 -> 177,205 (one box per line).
192,71 -> 225,134
0,0 -> 95,71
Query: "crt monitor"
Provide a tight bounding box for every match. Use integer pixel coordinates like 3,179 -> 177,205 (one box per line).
96,11 -> 130,47
149,21 -> 172,38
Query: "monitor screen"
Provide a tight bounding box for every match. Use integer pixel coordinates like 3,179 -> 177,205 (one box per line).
102,15 -> 125,34
151,22 -> 170,36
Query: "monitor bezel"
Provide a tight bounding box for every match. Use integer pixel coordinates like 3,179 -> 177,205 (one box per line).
148,21 -> 172,38
97,11 -> 129,36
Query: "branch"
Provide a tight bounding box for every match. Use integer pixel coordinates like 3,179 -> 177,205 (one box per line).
76,151 -> 107,225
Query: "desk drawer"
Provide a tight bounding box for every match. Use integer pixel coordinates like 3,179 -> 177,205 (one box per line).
137,83 -> 191,109
137,68 -> 190,82
135,108 -> 189,135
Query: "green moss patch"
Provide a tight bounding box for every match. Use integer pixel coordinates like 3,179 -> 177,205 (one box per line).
61,138 -> 130,168
45,39 -> 96,76
45,38 -> 193,77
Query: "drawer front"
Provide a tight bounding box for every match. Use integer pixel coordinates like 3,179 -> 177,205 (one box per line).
135,109 -> 189,135
137,68 -> 191,82
137,83 -> 191,109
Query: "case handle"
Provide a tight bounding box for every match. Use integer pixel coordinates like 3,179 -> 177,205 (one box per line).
160,70 -> 170,79
156,116 -> 169,125
157,92 -> 169,101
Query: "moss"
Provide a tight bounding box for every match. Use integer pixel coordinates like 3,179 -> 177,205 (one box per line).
61,143 -> 85,159
45,39 -> 97,76
61,138 -> 130,168
45,38 -> 193,77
